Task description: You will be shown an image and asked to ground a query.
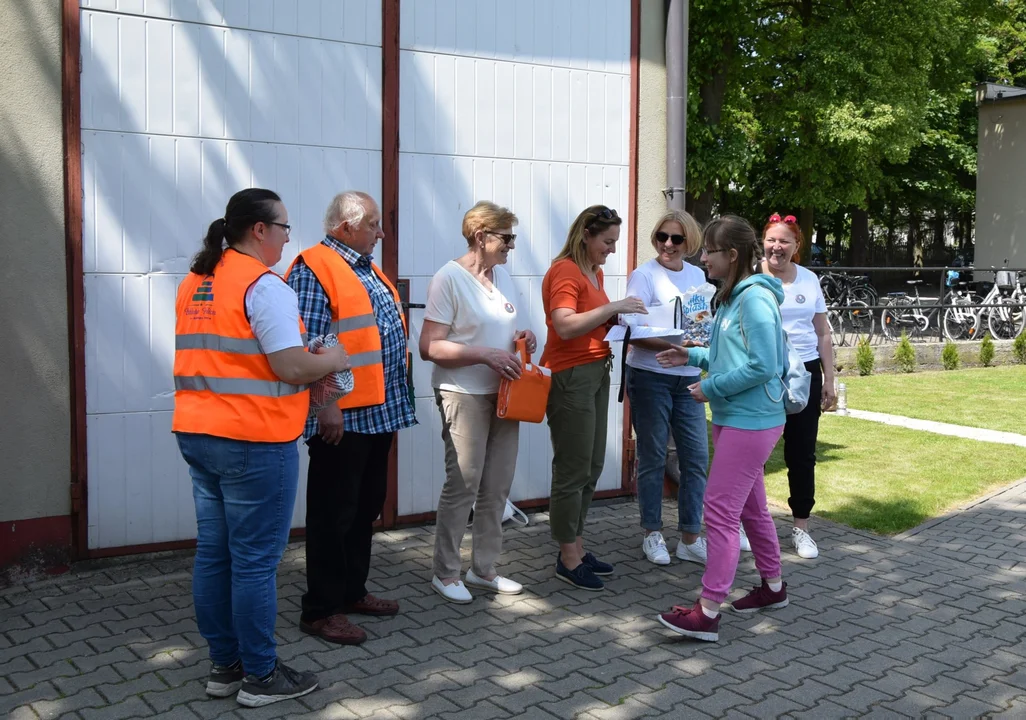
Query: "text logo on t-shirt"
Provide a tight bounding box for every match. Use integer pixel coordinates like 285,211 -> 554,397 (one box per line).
795,294 -> 806,304
504,302 -> 515,314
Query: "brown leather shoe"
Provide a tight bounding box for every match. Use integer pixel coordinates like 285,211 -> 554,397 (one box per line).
299,614 -> 367,645
342,594 -> 399,617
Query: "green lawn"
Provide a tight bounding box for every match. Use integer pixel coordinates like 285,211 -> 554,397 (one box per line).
757,414 -> 1026,534
841,365 -> 1026,435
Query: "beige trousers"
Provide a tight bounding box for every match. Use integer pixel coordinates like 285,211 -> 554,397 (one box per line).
433,390 -> 520,579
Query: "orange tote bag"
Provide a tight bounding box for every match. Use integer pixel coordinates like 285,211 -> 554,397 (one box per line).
496,338 -> 552,423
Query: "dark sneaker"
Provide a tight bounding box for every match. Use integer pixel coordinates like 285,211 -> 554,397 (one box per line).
206,659 -> 244,697
657,602 -> 720,642
236,661 -> 318,708
731,580 -> 789,613
581,552 -> 614,576
555,555 -> 604,591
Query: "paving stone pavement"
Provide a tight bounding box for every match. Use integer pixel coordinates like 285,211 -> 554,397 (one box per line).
4,486 -> 1026,720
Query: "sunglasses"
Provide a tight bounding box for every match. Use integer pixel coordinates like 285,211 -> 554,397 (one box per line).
655,231 -> 686,246
585,207 -> 619,228
486,231 -> 516,245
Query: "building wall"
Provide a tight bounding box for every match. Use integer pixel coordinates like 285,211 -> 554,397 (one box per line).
976,98 -> 1026,272
395,0 -> 634,515
636,0 -> 668,266
78,0 -> 383,549
0,0 -> 73,562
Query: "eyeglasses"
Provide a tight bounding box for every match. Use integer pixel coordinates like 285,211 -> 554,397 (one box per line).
486,231 -> 517,245
655,231 -> 686,246
270,222 -> 291,236
585,207 -> 619,228
703,247 -> 728,255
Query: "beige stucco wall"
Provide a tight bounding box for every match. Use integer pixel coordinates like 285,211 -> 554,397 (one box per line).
975,99 -> 1026,272
0,0 -> 71,522
636,0 -> 668,266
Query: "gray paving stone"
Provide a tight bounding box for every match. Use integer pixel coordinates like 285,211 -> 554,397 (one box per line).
29,688 -> 106,719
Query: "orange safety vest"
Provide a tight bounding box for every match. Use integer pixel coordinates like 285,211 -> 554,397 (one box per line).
172,249 -> 310,442
286,242 -> 406,410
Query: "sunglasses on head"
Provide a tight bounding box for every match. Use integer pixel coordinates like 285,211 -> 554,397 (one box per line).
655,231 -> 686,246
768,213 -> 797,224
585,206 -> 619,228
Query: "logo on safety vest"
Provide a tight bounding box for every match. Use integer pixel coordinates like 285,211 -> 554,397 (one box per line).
192,279 -> 214,303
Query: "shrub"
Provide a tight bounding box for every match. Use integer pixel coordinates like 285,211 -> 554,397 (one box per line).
980,333 -> 995,367
895,331 -> 916,373
941,342 -> 960,371
1013,332 -> 1026,364
855,338 -> 875,376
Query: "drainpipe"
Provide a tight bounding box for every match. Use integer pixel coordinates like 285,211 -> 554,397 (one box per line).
664,0 -> 688,212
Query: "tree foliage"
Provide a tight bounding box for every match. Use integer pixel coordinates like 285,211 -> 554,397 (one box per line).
685,0 -> 1022,262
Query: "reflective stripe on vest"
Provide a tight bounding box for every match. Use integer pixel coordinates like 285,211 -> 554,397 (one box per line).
174,375 -> 307,397
176,333 -> 263,354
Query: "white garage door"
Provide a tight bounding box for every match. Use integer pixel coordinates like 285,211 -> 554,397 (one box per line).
395,0 -> 633,516
79,0 -> 383,548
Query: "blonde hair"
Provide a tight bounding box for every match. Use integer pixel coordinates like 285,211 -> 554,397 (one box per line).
554,205 -> 623,271
651,209 -> 702,256
462,201 -> 518,245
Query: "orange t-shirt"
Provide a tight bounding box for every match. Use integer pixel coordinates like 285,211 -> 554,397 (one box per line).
540,258 -> 612,374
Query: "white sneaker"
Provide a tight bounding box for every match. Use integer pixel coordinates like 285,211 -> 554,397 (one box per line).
431,576 -> 473,604
792,527 -> 819,559
464,569 -> 524,595
739,525 -> 752,552
642,532 -> 672,565
676,536 -> 708,565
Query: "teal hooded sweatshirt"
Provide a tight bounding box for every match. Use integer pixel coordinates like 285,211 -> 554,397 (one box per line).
687,273 -> 787,430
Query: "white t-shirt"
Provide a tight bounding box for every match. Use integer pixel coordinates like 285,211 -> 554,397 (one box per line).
778,264 -> 827,362
624,258 -> 704,376
424,260 -> 521,394
245,274 -> 305,354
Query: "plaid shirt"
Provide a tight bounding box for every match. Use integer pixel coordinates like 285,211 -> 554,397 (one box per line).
287,236 -> 417,438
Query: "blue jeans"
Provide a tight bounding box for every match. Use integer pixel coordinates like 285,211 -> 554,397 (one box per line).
626,367 -> 709,534
176,432 -> 299,677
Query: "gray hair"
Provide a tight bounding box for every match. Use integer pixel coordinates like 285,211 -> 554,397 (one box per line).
323,191 -> 375,235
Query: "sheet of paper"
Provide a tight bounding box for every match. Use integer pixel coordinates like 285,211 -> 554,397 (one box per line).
604,326 -> 684,342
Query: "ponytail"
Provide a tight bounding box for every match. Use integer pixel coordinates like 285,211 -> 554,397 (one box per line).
190,218 -> 227,275
189,188 -> 283,276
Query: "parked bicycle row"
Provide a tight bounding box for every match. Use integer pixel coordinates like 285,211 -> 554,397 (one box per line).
813,265 -> 1026,345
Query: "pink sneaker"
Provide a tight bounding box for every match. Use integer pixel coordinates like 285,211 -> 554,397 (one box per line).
657,602 -> 719,642
731,580 -> 789,613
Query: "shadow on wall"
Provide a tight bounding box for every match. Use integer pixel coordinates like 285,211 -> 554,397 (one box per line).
395,0 -> 633,512
79,5 -> 384,549
0,0 -> 73,533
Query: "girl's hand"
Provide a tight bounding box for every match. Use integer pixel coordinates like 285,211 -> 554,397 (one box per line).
655,345 -> 689,368
687,382 -> 709,403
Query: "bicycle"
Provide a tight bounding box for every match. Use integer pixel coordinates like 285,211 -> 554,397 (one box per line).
826,281 -> 875,346
879,280 -> 939,342
944,268 -> 1026,341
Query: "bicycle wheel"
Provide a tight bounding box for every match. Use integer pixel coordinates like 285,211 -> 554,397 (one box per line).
942,293 -> 982,341
845,300 -> 875,343
880,302 -> 908,341
987,297 -> 1026,340
828,310 -> 846,346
